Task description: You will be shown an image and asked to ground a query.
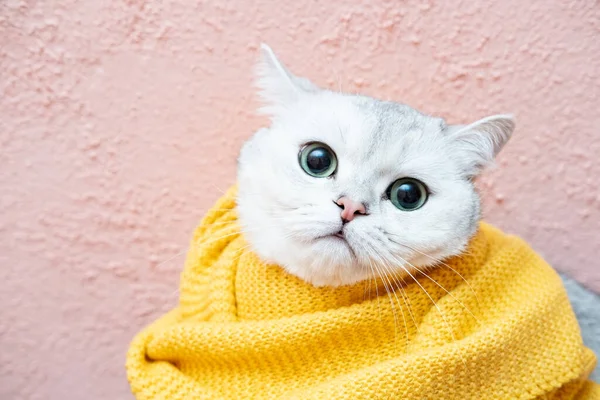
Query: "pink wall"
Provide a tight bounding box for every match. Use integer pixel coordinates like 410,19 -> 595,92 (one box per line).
1,0 -> 599,398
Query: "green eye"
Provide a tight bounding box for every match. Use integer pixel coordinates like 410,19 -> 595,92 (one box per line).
387,178 -> 428,211
299,142 -> 337,178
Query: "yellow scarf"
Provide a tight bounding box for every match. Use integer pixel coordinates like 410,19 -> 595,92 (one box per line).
126,187 -> 599,399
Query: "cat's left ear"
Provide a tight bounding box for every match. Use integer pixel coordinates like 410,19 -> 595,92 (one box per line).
255,43 -> 318,116
446,114 -> 515,177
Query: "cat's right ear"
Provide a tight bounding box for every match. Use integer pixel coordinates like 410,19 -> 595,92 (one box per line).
256,43 -> 318,116
446,114 -> 515,178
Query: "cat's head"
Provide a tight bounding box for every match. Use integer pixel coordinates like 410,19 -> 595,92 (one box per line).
236,44 -> 514,287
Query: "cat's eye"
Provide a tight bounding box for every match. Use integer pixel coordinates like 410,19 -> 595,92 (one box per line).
387,178 -> 428,211
299,142 -> 337,178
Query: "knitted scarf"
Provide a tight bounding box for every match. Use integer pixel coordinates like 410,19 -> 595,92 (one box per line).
126,187 -> 599,399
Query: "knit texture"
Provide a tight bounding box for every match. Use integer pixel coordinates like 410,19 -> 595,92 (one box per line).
126,186 -> 599,399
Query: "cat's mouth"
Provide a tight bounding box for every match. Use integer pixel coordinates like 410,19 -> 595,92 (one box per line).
311,229 -> 358,261
314,230 -> 347,242
319,230 -> 349,243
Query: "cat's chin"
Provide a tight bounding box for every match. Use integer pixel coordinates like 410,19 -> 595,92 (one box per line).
283,260 -> 371,288
249,237 -> 365,287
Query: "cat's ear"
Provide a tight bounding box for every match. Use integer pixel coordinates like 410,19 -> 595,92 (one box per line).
446,114 -> 515,177
255,43 -> 318,116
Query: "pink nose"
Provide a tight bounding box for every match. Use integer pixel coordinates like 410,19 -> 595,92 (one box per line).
336,197 -> 366,222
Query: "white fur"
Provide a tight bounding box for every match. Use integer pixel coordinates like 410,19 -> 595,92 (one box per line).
236,44 -> 515,287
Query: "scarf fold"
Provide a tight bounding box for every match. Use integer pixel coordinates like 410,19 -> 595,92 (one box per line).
127,186 -> 599,399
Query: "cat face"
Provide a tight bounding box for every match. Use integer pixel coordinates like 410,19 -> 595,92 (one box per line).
236,44 -> 514,287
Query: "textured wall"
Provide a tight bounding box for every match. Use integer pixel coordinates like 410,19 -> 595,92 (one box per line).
1,0 -> 599,398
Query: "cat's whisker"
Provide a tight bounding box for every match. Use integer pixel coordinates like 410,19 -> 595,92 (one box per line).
396,275 -> 421,335
229,248 -> 252,264
365,258 -> 383,323
365,265 -> 377,303
365,264 -> 388,398
390,253 -> 468,367
379,257 -> 419,339
154,249 -> 189,269
192,231 -> 243,249
362,262 -> 371,301
150,220 -> 246,272
385,233 -> 480,307
191,225 -> 280,252
168,227 -> 300,302
230,241 -> 256,258
152,237 -> 240,280
157,226 -> 289,296
201,219 -> 238,225
337,125 -> 345,143
370,258 -> 401,353
375,257 -> 410,353
404,260 -> 480,325
370,232 -> 418,340
209,183 -> 228,195
360,238 -> 408,353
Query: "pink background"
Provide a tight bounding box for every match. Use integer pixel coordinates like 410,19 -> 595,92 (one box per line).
1,0 -> 599,398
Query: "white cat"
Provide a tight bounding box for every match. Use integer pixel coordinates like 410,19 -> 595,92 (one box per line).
236,44 -> 515,287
